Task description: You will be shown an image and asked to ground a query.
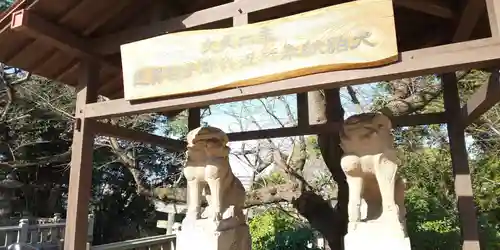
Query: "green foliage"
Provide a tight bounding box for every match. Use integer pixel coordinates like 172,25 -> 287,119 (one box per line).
249,208 -> 319,250
0,0 -> 14,11
398,143 -> 461,250
306,136 -> 321,158
471,154 -> 500,249
368,71 -> 499,249
0,70 -> 185,243
252,172 -> 287,189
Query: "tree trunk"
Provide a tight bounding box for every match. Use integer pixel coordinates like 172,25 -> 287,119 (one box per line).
293,89 -> 348,249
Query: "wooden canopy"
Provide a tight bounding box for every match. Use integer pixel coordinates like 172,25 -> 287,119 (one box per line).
0,0 -> 499,250
0,0 -> 495,100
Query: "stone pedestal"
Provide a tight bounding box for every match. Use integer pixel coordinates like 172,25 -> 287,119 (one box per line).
177,218 -> 251,250
344,221 -> 411,250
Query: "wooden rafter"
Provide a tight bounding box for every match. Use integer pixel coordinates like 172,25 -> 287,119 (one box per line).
395,0 -> 453,19
453,0 -> 486,42
83,38 -> 500,119
10,9 -> 120,71
90,0 -> 455,55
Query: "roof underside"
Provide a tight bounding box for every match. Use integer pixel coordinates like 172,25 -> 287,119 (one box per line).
0,0 -> 492,100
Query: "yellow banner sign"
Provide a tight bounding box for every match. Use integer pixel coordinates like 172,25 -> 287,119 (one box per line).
120,0 -> 398,100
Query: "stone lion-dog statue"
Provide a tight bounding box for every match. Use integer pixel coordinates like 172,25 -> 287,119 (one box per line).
183,126 -> 246,224
339,113 -> 406,233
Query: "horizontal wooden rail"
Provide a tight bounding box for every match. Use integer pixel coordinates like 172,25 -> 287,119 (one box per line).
84,38 -> 500,119
88,120 -> 186,152
227,113 -> 447,141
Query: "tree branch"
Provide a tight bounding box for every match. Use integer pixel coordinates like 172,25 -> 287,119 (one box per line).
154,183 -> 303,208
0,150 -> 72,169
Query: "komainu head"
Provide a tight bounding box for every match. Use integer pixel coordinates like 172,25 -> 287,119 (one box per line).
340,112 -> 392,139
340,113 -> 393,154
186,126 -> 230,158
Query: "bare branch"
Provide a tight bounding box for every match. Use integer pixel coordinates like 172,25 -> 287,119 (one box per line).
154,183 -> 303,208
346,86 -> 365,113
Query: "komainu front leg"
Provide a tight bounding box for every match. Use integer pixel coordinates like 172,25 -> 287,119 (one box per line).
346,176 -> 363,232
341,154 -> 363,232
205,165 -> 223,222
185,179 -> 202,221
374,152 -> 399,222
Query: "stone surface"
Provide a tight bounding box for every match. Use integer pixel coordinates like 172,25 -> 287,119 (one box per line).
183,126 -> 246,222
344,221 -> 411,250
339,113 -> 407,235
179,126 -> 251,250
177,218 -> 251,250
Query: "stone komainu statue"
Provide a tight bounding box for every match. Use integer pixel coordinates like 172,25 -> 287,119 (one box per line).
183,126 -> 246,223
339,113 -> 406,233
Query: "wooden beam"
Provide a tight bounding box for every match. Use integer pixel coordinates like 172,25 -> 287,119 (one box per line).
89,120 -> 186,151
64,59 -> 99,250
486,0 -> 500,37
395,0 -> 454,19
10,9 -> 119,70
227,113 -> 447,141
92,0 -> 290,55
91,0 -> 454,55
453,0 -> 486,42
98,73 -> 123,96
91,0 -> 299,55
82,0 -> 134,36
442,73 -> 481,250
84,38 -> 500,119
461,69 -> 500,124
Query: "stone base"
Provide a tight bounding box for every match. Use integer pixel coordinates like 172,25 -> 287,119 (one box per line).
344,221 -> 411,250
177,218 -> 251,250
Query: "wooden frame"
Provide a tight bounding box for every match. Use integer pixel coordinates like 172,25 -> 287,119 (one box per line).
63,59 -> 99,250
90,0 -> 455,55
443,73 -> 481,249
6,0 -> 500,250
10,9 -> 120,71
462,69 -> 500,124
227,113 -> 447,141
83,37 -> 500,119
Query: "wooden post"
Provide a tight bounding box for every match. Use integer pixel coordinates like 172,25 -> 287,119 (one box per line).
64,59 -> 99,250
233,0 -> 248,26
297,93 -> 309,128
442,73 -> 481,250
188,108 -> 201,130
